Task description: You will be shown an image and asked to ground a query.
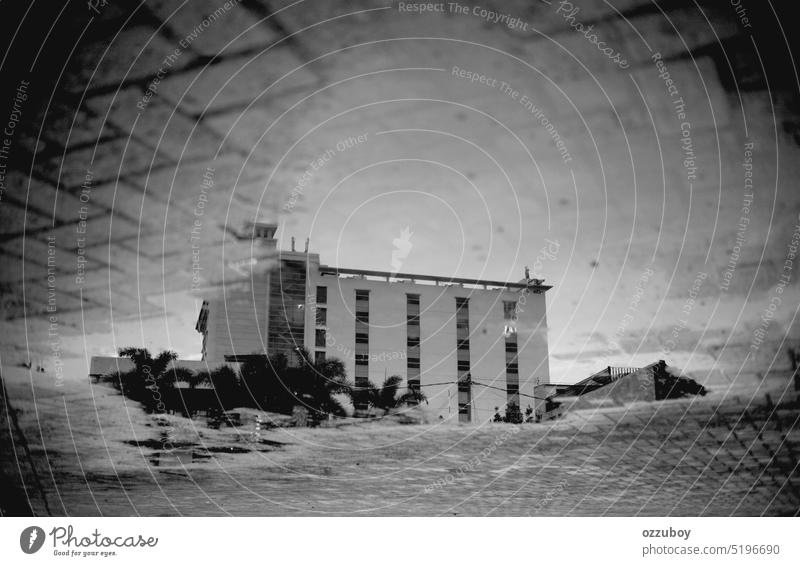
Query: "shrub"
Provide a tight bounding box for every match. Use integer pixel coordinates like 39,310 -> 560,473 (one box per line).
504,403 -> 523,424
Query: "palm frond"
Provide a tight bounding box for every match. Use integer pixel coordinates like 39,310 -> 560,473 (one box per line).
152,350 -> 178,376
397,388 -> 427,405
118,347 -> 151,372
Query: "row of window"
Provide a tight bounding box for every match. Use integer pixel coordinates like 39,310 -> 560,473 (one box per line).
314,289 -> 519,327
455,298 -> 472,422
314,291 -> 523,415
407,294 -> 421,395
504,298 -> 520,406
268,261 -> 308,360
353,290 -> 370,411
313,290 -> 534,423
314,343 -> 518,373
314,286 -> 328,365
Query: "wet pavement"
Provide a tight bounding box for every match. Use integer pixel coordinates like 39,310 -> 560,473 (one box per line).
2,367 -> 799,516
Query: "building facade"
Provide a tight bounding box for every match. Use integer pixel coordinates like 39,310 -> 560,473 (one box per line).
196,222 -> 552,423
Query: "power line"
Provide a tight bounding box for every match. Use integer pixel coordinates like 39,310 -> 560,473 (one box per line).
409,377 -> 549,401
472,380 -> 548,401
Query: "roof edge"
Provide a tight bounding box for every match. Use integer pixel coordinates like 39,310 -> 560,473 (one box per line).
318,265 -> 552,292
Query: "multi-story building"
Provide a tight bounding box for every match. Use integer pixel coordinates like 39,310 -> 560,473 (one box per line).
196,222 -> 552,423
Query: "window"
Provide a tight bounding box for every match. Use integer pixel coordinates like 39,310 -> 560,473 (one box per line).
455,297 -> 472,423
267,260 -> 307,360
355,288 -> 369,354
315,329 -> 326,348
315,306 -> 327,327
503,300 -> 517,320
505,326 -> 520,403
316,286 -> 327,304
314,351 -> 326,365
456,298 -> 469,331
406,294 -> 421,386
458,377 -> 471,422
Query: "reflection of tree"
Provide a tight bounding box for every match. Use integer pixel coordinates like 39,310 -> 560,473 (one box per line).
353,375 -> 427,413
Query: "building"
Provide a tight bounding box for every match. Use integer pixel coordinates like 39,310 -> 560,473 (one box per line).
196,222 -> 552,423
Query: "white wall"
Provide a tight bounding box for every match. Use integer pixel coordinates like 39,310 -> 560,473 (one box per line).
312,271 -> 550,423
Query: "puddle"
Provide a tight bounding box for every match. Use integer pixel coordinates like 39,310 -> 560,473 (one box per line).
149,448 -> 212,467
129,437 -> 278,465
125,439 -> 196,450
205,446 -> 251,454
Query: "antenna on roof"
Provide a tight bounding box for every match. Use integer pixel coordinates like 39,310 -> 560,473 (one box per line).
304,238 -> 309,253
291,236 -> 296,252
524,265 -> 530,280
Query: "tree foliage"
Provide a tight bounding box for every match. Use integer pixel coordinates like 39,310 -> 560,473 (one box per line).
237,349 -> 351,420
104,347 -> 184,413
103,346 -> 380,423
356,374 -> 427,413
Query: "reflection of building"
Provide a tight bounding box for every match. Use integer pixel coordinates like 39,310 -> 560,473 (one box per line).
196,222 -> 552,423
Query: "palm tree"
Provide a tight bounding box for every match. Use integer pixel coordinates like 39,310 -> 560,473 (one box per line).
239,352 -> 293,412
206,365 -> 240,409
359,375 -> 427,413
118,347 -> 185,384
118,347 -> 175,373
237,349 -> 351,419
111,347 -> 192,412
292,348 -> 351,421
188,370 -> 209,389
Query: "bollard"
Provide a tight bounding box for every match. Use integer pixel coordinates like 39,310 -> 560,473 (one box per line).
253,415 -> 262,442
